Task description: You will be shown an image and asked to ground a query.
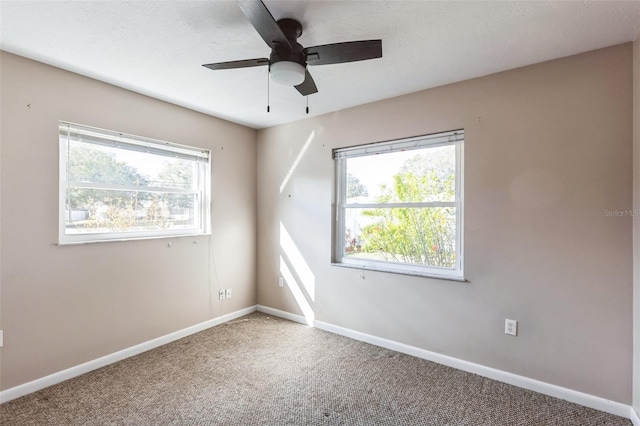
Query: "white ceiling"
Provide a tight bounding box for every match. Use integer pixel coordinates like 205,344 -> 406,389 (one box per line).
1,1 -> 639,129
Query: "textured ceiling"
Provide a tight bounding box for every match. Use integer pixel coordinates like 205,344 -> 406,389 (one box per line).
1,1 -> 639,129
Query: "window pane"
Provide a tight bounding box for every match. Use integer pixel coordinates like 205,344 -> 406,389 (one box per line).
64,189 -> 198,235
346,145 -> 455,204
60,122 -> 211,244
343,207 -> 457,269
67,140 -> 197,189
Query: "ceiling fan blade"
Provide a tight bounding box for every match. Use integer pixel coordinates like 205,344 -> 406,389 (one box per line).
295,69 -> 318,96
237,0 -> 291,50
202,58 -> 269,71
304,40 -> 382,66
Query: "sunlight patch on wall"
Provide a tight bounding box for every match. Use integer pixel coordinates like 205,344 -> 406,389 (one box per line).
280,222 -> 315,300
279,256 -> 314,325
280,130 -> 315,194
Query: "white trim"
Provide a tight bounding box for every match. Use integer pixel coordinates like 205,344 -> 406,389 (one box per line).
312,319 -> 631,419
343,202 -> 457,209
58,120 -> 212,245
456,140 -> 464,273
334,131 -> 464,279
338,257 -> 463,280
333,130 -> 464,159
330,262 -> 466,282
256,305 -> 311,326
67,181 -> 198,194
0,305 -> 257,404
59,121 -> 210,160
57,232 -> 212,246
1,304 -> 632,421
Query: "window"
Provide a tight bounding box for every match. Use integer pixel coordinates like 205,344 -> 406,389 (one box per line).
59,122 -> 211,244
334,130 -> 464,279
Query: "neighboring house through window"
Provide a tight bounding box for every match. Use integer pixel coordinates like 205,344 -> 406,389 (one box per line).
334,130 -> 464,279
59,121 -> 211,244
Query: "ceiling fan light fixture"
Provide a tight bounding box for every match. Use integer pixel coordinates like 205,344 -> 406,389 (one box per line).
270,61 -> 305,86
203,0 -> 382,97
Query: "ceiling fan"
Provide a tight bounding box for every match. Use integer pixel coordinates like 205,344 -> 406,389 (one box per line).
202,0 -> 382,96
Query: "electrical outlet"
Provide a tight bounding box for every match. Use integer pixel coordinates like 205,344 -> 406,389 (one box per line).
0,330 -> 3,347
219,290 -> 225,300
278,277 -> 284,287
505,319 -> 517,336
225,288 -> 232,299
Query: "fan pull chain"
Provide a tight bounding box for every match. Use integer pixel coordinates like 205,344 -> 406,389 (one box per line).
267,67 -> 270,113
306,96 -> 309,114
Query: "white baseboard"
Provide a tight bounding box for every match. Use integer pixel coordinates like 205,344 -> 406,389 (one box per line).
2,304 -> 633,421
256,304 -> 311,325
631,407 -> 640,426
309,319 -> 630,419
254,306 -> 635,419
0,305 -> 257,404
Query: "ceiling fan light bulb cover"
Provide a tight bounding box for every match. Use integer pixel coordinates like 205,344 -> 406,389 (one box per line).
270,61 -> 305,86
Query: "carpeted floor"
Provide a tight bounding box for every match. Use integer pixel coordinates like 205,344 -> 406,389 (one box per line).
0,312 -> 631,425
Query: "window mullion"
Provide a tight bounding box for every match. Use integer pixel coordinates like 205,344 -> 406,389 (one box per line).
333,129 -> 464,279
344,202 -> 456,209
67,181 -> 198,194
59,121 -> 211,244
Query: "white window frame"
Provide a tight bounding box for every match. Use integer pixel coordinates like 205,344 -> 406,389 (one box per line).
59,121 -> 211,244
334,130 -> 464,280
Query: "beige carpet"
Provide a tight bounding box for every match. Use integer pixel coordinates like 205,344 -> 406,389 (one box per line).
0,312 -> 631,425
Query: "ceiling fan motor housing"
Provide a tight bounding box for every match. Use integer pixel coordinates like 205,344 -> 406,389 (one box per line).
203,0 -> 382,96
269,19 -> 306,68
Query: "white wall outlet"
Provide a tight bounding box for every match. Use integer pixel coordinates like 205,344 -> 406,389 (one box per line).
218,290 -> 225,300
225,288 -> 232,299
278,277 -> 284,287
0,330 -> 4,347
505,319 -> 517,336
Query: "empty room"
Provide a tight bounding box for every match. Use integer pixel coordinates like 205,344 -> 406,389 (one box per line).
1,1 -> 640,425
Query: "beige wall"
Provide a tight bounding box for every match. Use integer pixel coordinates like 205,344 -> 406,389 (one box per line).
257,44 -> 633,403
0,42 -> 634,405
0,52 -> 4,393
633,39 -> 640,413
0,52 -> 257,391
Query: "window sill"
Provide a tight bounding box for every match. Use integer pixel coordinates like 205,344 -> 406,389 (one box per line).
331,262 -> 467,282
57,232 -> 211,246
